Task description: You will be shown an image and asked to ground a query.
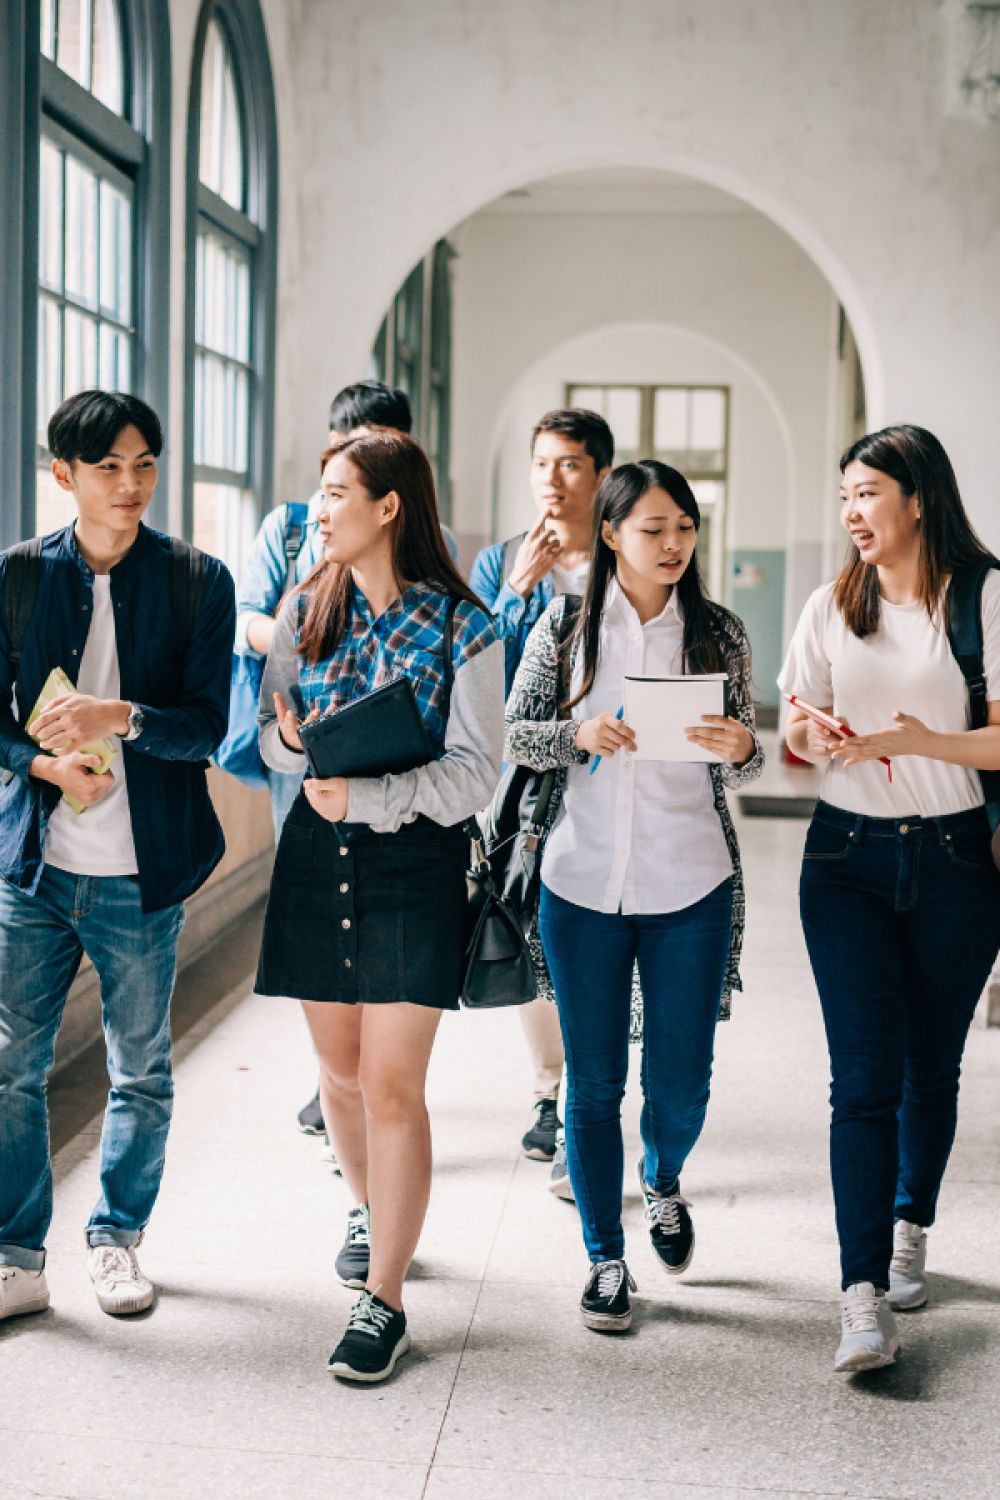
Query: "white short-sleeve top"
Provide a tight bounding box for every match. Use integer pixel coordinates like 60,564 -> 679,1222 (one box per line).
777,573 -> 1000,818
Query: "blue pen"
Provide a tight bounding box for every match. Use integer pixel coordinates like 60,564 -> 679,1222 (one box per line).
589,704 -> 625,775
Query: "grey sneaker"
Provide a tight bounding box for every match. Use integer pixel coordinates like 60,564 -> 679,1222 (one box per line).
0,1265 -> 50,1320
887,1220 -> 928,1310
87,1245 -> 154,1316
335,1204 -> 371,1289
548,1140 -> 575,1201
834,1282 -> 900,1372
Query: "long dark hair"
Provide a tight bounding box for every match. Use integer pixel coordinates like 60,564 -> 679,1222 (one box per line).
835,425 -> 994,638
565,459 -> 725,710
298,430 -> 482,664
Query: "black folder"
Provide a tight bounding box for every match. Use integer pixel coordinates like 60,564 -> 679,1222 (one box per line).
297,676 -> 436,780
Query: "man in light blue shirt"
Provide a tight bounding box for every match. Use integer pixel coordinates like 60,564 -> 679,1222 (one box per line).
235,380 -> 458,1140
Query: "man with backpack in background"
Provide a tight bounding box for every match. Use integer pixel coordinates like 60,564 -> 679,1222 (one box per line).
0,390 -> 235,1323
470,408 -> 613,1193
230,379 -> 458,1143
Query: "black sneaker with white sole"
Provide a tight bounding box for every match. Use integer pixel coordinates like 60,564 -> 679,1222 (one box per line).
335,1204 -> 371,1289
636,1159 -> 694,1274
328,1290 -> 410,1382
522,1097 -> 559,1160
581,1258 -> 636,1332
298,1089 -> 325,1136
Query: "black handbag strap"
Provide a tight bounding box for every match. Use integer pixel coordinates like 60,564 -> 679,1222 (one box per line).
946,561 -> 1000,811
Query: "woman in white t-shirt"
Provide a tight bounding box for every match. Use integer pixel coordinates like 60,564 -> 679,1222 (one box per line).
779,425 -> 1000,1376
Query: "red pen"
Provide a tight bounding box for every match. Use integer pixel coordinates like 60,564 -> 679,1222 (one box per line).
783,693 -> 892,782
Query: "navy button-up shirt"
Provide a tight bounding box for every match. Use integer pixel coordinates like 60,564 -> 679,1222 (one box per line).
0,524 -> 235,912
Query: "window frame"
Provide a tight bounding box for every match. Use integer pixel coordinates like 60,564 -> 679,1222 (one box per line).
183,0 -> 277,554
3,0 -> 170,546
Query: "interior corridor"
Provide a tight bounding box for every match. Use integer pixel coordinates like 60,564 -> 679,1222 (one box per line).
5,804 -> 999,1500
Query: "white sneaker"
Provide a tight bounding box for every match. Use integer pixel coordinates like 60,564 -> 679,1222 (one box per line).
887,1219 -> 928,1310
834,1282 -> 900,1372
87,1245 -> 154,1316
0,1265 -> 50,1320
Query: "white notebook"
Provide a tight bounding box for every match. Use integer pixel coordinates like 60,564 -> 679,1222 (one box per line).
622,674 -> 730,763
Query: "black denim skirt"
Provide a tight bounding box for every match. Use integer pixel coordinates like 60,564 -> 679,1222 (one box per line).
255,791 -> 470,1009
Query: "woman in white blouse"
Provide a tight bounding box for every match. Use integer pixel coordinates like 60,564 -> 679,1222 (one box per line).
504,460 -> 763,1334
779,424 -> 1000,1375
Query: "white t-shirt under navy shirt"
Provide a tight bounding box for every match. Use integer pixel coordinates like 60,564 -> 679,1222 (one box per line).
777,573 -> 1000,819
45,573 -> 139,877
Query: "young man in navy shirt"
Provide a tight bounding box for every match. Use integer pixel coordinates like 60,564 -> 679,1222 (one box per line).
0,391 -> 234,1323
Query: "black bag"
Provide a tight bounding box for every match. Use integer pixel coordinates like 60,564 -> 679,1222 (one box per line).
462,830 -> 538,1008
946,560 -> 1000,871
479,762 -> 558,936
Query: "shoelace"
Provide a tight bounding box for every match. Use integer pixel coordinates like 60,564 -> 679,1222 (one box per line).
346,1208 -> 371,1248
890,1232 -> 921,1274
92,1247 -> 140,1286
347,1289 -> 392,1339
843,1290 -> 881,1333
646,1192 -> 691,1234
590,1260 -> 636,1298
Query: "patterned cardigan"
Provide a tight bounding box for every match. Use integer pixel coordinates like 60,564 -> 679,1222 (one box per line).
502,593 -> 764,1023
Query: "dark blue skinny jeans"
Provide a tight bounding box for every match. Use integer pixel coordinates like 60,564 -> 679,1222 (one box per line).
539,877 -> 733,1263
800,800 -> 1000,1292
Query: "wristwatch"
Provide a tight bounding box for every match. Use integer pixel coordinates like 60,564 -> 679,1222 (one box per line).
124,702 -> 144,742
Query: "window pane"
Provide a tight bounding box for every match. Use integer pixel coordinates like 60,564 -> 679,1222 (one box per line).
41,0 -> 57,61
36,465 -> 77,538
235,257 -> 250,361
654,389 -> 688,450
690,479 -> 725,512
37,297 -> 63,443
690,389 -> 726,456
99,179 -> 130,322
64,307 -> 98,393
568,386 -> 606,416
91,0 -> 124,114
65,156 -> 99,307
39,138 -> 64,291
193,481 -> 254,572
56,0 -> 89,90
199,20 -> 244,212
99,321 -> 129,389
605,387 -> 641,455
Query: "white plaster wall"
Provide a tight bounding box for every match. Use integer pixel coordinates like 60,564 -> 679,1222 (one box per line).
278,0 -> 1000,551
450,210 -> 836,555
488,321 -> 792,556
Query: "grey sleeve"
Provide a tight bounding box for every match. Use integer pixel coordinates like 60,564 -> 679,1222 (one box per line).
345,638 -> 505,833
258,597 -> 308,774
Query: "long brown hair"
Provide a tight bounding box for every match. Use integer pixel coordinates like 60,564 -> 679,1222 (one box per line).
298,430 -> 482,664
835,425 -> 994,638
565,460 -> 725,712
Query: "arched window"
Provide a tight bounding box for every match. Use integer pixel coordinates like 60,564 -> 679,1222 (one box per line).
185,0 -> 277,572
31,0 -> 171,538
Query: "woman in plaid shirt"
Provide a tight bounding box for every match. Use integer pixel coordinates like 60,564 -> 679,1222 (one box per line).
256,432 -> 503,1383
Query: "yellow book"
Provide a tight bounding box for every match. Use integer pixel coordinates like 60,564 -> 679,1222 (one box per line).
25,667 -> 118,815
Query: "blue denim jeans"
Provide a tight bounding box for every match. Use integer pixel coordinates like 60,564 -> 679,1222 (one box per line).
800,800 -> 1000,1291
539,878 -> 733,1262
0,865 -> 184,1270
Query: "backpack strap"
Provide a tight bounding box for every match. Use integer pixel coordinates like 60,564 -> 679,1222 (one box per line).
1,537 -> 44,681
168,537 -> 207,652
282,502 -> 309,592
946,562 -> 994,731
502,532 -> 527,585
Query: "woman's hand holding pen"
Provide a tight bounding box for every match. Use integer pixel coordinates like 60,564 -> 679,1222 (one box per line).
302,775 -> 349,822
831,711 -> 933,767
685,715 -> 755,766
802,714 -> 850,761
273,692 -> 318,751
575,712 -> 636,759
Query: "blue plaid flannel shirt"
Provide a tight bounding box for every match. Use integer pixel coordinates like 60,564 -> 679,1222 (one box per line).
295,581 -> 500,753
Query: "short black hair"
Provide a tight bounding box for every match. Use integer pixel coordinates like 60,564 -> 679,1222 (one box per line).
48,390 -> 163,465
328,380 -> 412,435
531,408 -> 614,474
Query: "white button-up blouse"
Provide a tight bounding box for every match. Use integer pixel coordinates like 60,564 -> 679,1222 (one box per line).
540,579 -> 734,915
